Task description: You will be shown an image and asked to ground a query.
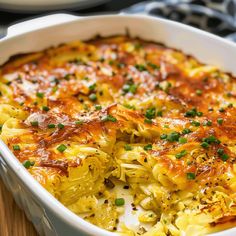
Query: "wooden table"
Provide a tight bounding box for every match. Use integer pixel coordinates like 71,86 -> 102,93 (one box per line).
0,178 -> 38,236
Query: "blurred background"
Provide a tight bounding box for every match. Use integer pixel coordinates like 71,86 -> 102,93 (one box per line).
0,0 -> 236,40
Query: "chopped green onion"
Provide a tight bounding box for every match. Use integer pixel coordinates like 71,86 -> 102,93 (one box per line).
47,124 -> 55,128
42,106 -> 49,112
217,148 -> 229,161
219,108 -> 225,113
31,121 -> 39,127
101,115 -> 117,122
217,148 -> 224,155
175,150 -> 187,159
147,62 -> 159,70
190,120 -> 200,127
89,83 -> 96,91
185,108 -> 203,118
156,110 -> 163,117
217,118 -> 223,125
13,145 -> 20,151
22,160 -> 34,169
123,104 -> 136,110
160,134 -> 167,140
182,128 -> 192,134
201,142 -> 209,149
179,137 -> 187,144
75,120 -> 83,125
144,144 -> 152,151
144,118 -> 152,124
202,135 -> 220,144
115,198 -> 125,206
57,144 -> 67,153
95,104 -> 102,110
124,144 -> 132,151
167,132 -> 180,142
58,123 -> 64,129
135,64 -> 147,72
221,153 -> 229,161
196,89 -> 202,96
203,120 -> 212,126
36,92 -> 44,98
187,172 -> 196,180
89,93 -> 97,101
145,108 -> 156,119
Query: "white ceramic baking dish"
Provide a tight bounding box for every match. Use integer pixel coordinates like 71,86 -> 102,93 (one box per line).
0,13 -> 236,236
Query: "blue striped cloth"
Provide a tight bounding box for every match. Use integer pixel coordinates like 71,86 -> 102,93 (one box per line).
123,0 -> 236,41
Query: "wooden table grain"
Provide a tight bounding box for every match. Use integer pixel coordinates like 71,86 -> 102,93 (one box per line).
0,178 -> 38,236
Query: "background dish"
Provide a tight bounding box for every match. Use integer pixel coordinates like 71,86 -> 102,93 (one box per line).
0,0 -> 109,12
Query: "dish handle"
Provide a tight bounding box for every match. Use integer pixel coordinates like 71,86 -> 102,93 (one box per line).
7,13 -> 80,38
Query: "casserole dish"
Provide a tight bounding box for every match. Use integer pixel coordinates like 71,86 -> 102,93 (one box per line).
0,13 -> 236,236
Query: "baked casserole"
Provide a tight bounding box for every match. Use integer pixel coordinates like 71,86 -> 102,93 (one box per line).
0,36 -> 236,235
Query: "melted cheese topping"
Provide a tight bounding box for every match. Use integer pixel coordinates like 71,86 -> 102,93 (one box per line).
1,36 -> 236,236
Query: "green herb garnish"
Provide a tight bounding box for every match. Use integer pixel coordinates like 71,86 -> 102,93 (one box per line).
57,144 -> 67,153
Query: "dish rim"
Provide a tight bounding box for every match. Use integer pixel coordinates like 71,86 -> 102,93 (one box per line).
0,13 -> 236,236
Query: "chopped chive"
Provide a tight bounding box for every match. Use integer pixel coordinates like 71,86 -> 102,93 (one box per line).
101,115 -> 117,122
147,62 -> 159,70
115,198 -> 125,206
30,121 -> 39,127
196,89 -> 202,96
182,128 -> 191,134
122,83 -> 138,94
175,150 -> 187,159
221,153 -> 229,161
89,83 -> 96,91
36,92 -> 44,98
89,93 -> 97,101
22,160 -> 31,169
145,107 -> 156,119
187,172 -> 196,180
57,144 -> 67,153
156,110 -> 163,117
144,118 -> 152,124
202,135 -> 220,144
217,148 -> 224,155
217,118 -> 223,125
179,137 -> 187,144
167,132 -> 180,142
196,111 -> 203,117
0,125 -> 2,131
217,148 -> 229,161
144,144 -> 152,151
47,124 -> 55,129
42,106 -> 49,112
58,123 -> 64,129
75,120 -> 83,125
123,104 -> 136,110
201,142 -> 209,149
184,108 -> 197,117
203,120 -> 212,126
190,120 -> 200,127
219,108 -> 225,113
52,86 -> 58,93
124,144 -> 132,151
135,64 -> 147,72
228,103 -> 233,108
95,104 -> 102,110
160,134 -> 167,140
13,144 -> 20,151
